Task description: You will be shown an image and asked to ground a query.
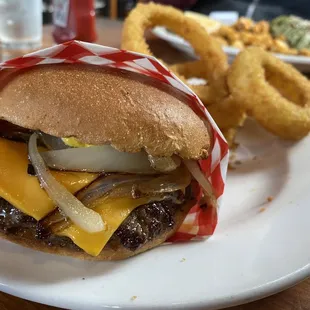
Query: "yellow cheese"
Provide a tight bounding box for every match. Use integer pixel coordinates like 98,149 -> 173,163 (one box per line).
0,137 -> 151,256
57,196 -> 150,256
0,138 -> 98,220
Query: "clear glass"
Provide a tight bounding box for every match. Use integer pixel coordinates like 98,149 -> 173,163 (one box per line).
0,0 -> 42,50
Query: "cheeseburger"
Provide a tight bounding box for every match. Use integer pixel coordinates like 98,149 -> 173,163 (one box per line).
0,64 -> 215,260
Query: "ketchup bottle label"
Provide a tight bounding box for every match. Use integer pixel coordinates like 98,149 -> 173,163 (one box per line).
53,0 -> 70,28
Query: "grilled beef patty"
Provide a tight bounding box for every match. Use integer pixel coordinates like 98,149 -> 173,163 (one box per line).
0,125 -> 194,254
0,188 -> 191,252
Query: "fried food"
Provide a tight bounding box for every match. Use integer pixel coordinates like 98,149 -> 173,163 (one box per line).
122,1 -> 235,113
206,96 -> 246,134
213,36 -> 229,47
122,2 -> 229,104
212,17 -> 310,56
170,60 -> 212,104
121,2 -> 228,79
252,20 -> 270,34
227,47 -> 310,139
171,59 -> 246,136
122,3 -> 245,144
231,40 -> 244,49
270,38 -> 291,53
122,3 -> 310,146
234,17 -> 254,32
300,48 -> 310,57
171,60 -> 209,80
218,25 -> 240,42
184,11 -> 221,33
221,127 -> 239,147
170,58 -> 246,138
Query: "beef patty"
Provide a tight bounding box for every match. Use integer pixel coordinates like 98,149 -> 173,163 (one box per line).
0,187 -> 191,253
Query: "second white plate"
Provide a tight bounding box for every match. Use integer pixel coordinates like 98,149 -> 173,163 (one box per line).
152,26 -> 310,72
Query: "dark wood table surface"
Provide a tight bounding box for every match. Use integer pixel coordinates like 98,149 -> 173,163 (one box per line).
0,18 -> 309,310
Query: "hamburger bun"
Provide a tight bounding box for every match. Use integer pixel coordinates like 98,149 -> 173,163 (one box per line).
0,64 -> 211,159
0,63 -> 208,260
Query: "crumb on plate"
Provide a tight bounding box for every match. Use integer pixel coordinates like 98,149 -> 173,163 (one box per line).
131,296 -> 137,301
259,207 -> 266,213
267,196 -> 273,202
180,258 -> 186,262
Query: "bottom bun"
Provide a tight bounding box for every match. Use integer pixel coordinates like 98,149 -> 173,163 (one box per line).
0,200 -> 194,261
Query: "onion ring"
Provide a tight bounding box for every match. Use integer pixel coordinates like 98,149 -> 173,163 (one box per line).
206,96 -> 246,134
121,2 -> 229,103
122,3 -> 246,144
170,60 -> 214,105
227,47 -> 310,139
171,60 -> 246,143
170,60 -> 208,81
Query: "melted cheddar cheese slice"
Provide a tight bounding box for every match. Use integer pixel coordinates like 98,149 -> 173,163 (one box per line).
57,196 -> 151,256
0,138 -> 153,256
0,138 -> 98,220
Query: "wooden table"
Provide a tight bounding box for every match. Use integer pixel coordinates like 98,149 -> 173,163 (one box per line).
1,18 -> 309,310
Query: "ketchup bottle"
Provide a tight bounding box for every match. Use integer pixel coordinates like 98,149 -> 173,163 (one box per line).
52,0 -> 97,43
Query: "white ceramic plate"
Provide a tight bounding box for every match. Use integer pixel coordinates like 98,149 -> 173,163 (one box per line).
152,26 -> 310,73
1,119 -> 310,309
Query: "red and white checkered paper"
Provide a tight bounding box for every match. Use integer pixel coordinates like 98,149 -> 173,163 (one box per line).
0,40 -> 229,241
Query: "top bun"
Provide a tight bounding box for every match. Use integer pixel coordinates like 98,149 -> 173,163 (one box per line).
0,64 -> 211,159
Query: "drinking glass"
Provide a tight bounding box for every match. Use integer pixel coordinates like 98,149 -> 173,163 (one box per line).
0,0 -> 42,50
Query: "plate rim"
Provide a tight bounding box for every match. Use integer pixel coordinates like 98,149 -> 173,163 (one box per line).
0,242 -> 309,310
152,26 -> 310,65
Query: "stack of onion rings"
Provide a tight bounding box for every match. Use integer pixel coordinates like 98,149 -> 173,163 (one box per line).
171,61 -> 246,145
122,3 -> 245,144
121,3 -> 230,101
228,47 -> 310,140
122,3 -> 310,145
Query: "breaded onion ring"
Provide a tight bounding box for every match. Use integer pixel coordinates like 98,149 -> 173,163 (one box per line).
122,3 -> 245,144
228,47 -> 310,139
207,96 -> 246,132
171,60 -> 246,139
171,60 -> 207,80
170,60 -> 213,105
122,2 -> 229,103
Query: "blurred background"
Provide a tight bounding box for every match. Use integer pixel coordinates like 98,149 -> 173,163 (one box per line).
0,0 -> 309,61
42,0 -> 135,23
43,0 -> 310,22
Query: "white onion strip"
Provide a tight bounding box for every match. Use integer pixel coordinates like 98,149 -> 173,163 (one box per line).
41,146 -> 158,174
183,160 -> 218,209
148,155 -> 181,172
28,133 -> 104,233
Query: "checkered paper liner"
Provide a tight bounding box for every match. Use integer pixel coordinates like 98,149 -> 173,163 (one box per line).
0,40 -> 229,242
